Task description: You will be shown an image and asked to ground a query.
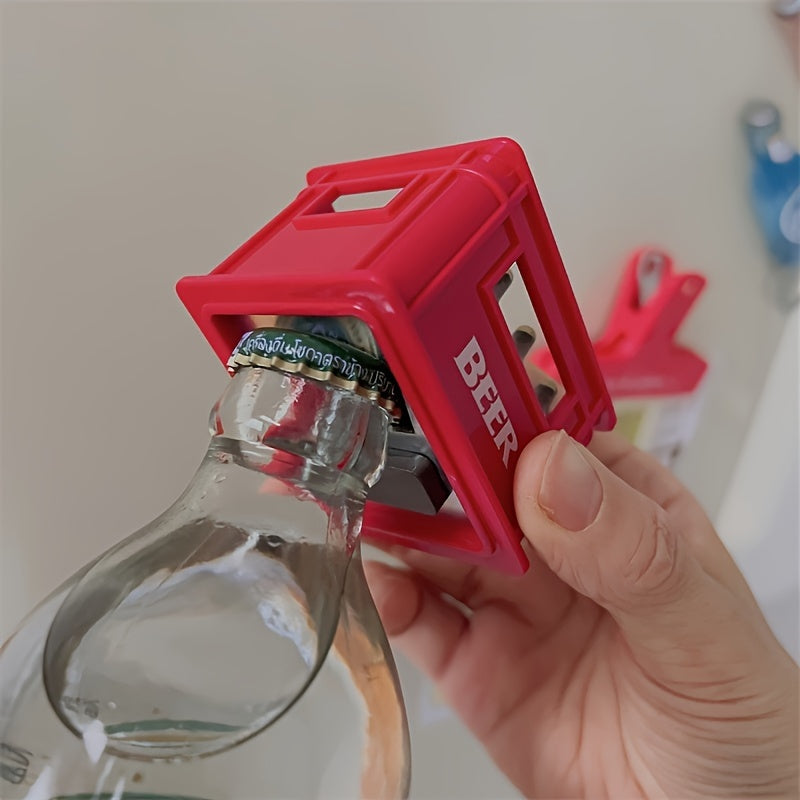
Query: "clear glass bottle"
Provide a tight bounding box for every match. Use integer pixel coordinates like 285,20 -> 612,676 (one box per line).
0,331 -> 410,800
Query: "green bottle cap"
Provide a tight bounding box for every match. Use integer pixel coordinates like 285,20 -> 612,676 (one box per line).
227,328 -> 402,417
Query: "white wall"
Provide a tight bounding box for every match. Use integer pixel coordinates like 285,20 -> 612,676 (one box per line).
2,3 -> 797,797
717,305 -> 799,660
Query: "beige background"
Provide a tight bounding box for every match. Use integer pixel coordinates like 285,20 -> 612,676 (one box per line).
2,2 -> 798,797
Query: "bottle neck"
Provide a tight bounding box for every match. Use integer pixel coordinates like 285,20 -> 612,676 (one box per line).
209,367 -> 390,499
39,366 -> 393,761
743,100 -> 782,160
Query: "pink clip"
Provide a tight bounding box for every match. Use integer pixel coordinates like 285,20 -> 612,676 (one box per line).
534,248 -> 707,397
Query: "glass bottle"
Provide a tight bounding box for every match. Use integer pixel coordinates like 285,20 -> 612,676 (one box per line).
740,99 -> 800,310
0,328 -> 410,800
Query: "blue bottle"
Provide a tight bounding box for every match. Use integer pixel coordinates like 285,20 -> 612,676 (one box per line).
741,99 -> 800,268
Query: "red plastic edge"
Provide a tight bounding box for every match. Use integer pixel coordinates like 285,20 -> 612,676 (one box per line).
177,138 -> 615,574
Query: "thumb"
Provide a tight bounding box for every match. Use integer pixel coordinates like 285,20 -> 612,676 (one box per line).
514,431 -> 763,678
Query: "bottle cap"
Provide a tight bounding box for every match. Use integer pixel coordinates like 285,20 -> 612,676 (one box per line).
773,0 -> 800,17
741,99 -> 782,157
227,327 -> 402,417
274,315 -> 381,357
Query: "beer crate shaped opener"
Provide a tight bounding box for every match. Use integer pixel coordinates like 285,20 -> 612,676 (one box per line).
177,137 -> 615,575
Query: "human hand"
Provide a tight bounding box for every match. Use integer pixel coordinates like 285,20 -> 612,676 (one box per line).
367,430 -> 799,798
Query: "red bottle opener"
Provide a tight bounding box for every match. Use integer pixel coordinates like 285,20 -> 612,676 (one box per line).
534,247 -> 708,398
177,138 -> 615,574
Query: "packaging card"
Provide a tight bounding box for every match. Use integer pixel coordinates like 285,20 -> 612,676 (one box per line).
612,381 -> 707,466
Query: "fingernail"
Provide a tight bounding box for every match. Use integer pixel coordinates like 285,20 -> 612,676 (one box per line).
539,432 -> 603,531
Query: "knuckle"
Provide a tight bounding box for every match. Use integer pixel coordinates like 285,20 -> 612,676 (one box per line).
542,540 -> 568,581
546,540 -> 599,599
621,507 -> 681,598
